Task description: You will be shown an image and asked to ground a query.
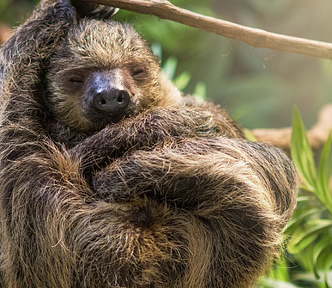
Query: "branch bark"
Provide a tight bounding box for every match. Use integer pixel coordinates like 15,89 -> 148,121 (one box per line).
88,0 -> 332,60
251,104 -> 332,155
0,24 -> 12,44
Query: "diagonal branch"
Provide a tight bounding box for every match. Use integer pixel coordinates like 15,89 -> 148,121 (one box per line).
88,0 -> 332,60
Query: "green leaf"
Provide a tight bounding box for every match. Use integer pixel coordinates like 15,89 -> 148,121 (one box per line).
268,255 -> 289,282
323,254 -> 332,288
285,208 -> 322,235
291,106 -> 317,191
174,72 -> 191,91
193,82 -> 206,103
258,278 -> 300,288
244,129 -> 257,142
313,236 -> 332,279
287,219 -> 332,254
296,196 -> 316,202
151,42 -> 162,59
163,56 -> 177,80
317,133 -> 332,210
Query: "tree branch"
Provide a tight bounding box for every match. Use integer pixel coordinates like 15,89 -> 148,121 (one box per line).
0,24 -> 12,44
88,0 -> 332,60
251,104 -> 332,155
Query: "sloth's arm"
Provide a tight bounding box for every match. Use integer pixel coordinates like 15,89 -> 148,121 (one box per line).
93,137 -> 298,222
91,136 -> 298,287
69,104 -> 246,176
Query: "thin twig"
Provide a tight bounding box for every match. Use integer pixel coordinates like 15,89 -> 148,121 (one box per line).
88,0 -> 332,60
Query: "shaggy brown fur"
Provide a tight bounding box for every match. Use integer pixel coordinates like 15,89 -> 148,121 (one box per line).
0,0 -> 298,287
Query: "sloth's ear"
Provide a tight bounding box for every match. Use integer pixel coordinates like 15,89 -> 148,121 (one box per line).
71,0 -> 119,19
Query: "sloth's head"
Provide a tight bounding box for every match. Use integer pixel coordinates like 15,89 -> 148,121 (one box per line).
47,19 -> 181,134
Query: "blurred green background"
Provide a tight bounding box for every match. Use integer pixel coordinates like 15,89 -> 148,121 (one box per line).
1,0 -> 332,130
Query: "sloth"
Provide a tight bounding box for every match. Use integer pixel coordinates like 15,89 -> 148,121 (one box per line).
0,0 -> 298,287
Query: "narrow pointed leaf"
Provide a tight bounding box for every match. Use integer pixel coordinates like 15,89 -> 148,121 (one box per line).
163,56 -> 177,80
285,208 -> 322,234
291,107 -> 317,191
313,236 -> 332,278
317,133 -> 332,210
268,255 -> 289,282
193,82 -> 206,103
323,254 -> 332,288
244,129 -> 257,142
174,71 -> 191,91
296,196 -> 316,202
288,219 -> 332,254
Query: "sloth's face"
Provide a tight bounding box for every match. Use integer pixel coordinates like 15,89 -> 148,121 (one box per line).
46,19 -> 172,134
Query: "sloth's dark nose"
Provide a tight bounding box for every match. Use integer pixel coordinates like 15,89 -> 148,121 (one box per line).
87,70 -> 131,116
93,88 -> 130,114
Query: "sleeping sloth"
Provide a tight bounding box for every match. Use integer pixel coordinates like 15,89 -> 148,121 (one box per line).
0,0 -> 298,287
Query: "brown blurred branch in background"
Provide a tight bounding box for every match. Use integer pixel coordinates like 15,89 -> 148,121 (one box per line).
0,24 -> 12,44
251,104 -> 332,155
89,0 -> 332,60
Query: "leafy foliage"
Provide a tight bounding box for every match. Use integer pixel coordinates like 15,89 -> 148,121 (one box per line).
259,108 -> 332,288
288,107 -> 332,288
160,51 -> 206,101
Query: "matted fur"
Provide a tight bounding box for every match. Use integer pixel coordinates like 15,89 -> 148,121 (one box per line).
0,0 -> 298,287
